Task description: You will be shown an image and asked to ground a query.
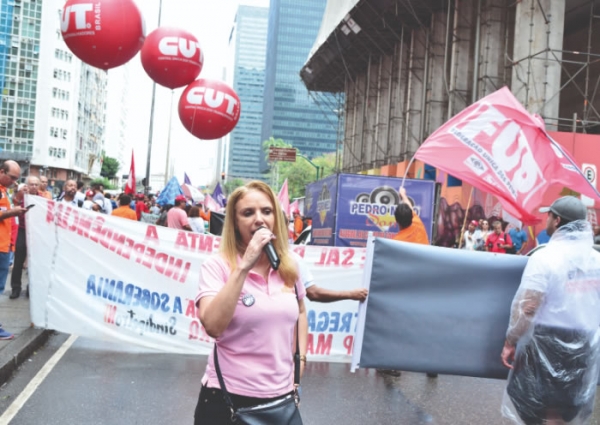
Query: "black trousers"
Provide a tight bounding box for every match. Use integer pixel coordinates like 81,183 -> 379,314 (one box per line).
194,385 -> 291,425
507,324 -> 596,425
10,228 -> 26,292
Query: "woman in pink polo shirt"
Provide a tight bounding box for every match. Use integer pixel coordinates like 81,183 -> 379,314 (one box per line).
194,180 -> 308,424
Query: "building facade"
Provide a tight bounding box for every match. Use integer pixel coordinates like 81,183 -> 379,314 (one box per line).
227,5 -> 269,181
260,0 -> 339,171
0,0 -> 108,190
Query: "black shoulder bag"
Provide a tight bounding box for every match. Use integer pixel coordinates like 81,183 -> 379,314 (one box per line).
213,288 -> 303,425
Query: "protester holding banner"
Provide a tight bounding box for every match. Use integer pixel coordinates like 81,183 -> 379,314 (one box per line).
501,196 -> 600,425
194,181 -> 307,425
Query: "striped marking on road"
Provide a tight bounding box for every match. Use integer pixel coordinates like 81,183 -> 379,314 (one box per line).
0,334 -> 78,425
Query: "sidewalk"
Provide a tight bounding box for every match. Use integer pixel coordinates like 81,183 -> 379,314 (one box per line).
0,268 -> 51,385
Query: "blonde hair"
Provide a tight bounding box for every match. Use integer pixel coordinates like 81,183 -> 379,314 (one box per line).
220,181 -> 298,288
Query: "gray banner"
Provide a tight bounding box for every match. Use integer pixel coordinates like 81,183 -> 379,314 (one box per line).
360,238 -> 528,379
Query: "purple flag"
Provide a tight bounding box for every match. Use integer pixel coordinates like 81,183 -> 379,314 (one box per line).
184,173 -> 192,185
212,182 -> 226,207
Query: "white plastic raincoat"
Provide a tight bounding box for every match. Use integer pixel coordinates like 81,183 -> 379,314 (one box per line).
502,220 -> 600,425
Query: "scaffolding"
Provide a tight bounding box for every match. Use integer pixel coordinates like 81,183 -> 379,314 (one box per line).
301,0 -> 600,173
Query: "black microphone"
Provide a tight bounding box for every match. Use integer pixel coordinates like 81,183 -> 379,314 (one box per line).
258,226 -> 280,270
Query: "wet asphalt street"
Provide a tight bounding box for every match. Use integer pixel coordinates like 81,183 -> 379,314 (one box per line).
1,334 -> 600,424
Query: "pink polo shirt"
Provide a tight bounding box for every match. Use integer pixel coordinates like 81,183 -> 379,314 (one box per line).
167,207 -> 189,229
196,253 -> 306,398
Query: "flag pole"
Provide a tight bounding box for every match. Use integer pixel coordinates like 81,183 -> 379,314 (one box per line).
458,186 -> 474,249
144,0 -> 163,194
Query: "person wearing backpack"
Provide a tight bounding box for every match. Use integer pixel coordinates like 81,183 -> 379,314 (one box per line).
486,221 -> 514,254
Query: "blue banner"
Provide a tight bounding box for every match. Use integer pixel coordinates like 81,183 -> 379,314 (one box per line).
305,174 -> 338,246
335,175 -> 436,247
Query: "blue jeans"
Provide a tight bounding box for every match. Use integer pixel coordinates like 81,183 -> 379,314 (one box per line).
0,252 -> 10,292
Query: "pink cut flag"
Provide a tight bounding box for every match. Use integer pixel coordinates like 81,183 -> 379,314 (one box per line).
277,179 -> 290,216
414,87 -> 600,224
204,194 -> 221,212
124,151 -> 136,195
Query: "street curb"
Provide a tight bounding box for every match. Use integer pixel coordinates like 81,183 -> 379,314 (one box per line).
0,328 -> 52,386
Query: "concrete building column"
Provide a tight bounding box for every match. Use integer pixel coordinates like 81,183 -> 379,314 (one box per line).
511,0 -> 565,129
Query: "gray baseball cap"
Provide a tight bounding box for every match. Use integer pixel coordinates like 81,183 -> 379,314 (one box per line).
539,196 -> 587,222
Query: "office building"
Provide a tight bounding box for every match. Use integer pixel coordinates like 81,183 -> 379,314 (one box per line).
260,0 -> 338,171
0,0 -> 108,188
227,5 -> 269,180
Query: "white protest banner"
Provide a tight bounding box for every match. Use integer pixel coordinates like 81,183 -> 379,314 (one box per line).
26,196 -> 365,362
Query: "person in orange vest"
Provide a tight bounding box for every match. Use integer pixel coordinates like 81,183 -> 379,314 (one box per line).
293,209 -> 304,241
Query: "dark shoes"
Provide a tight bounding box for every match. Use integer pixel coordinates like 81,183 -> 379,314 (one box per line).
426,373 -> 438,378
9,288 -> 20,299
377,369 -> 401,377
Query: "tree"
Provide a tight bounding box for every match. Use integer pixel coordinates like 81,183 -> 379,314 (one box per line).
262,137 -> 337,199
90,177 -> 115,190
224,178 -> 245,195
100,156 -> 120,179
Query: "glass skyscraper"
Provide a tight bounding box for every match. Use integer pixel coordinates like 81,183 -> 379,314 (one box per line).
260,0 -> 338,170
227,5 -> 269,180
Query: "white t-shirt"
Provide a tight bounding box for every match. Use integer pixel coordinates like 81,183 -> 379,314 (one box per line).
518,223 -> 600,331
74,191 -> 85,206
295,253 -> 315,289
189,217 -> 205,234
462,229 -> 482,251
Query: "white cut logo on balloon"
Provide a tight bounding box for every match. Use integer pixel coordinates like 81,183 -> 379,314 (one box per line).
178,79 -> 241,140
141,27 -> 203,90
60,0 -> 145,71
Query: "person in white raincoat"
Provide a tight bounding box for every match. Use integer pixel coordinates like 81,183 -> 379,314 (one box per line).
500,196 -> 600,425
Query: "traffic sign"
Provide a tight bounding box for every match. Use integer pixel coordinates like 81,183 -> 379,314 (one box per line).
268,147 -> 296,162
581,163 -> 597,207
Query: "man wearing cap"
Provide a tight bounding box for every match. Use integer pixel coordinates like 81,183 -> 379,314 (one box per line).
501,196 -> 600,425
135,193 -> 149,221
461,220 -> 482,251
82,190 -> 95,210
167,195 -> 192,231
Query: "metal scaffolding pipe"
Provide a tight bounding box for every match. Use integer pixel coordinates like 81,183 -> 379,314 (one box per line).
472,0 -> 482,103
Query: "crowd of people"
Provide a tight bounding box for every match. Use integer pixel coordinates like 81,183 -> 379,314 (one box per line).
456,218 -> 531,255
0,165 -> 598,424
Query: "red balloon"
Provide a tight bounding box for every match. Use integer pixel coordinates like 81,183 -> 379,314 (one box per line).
141,27 -> 203,89
178,79 -> 241,140
60,0 -> 145,70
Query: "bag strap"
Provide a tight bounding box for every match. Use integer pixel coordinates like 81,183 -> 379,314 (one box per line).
213,283 -> 302,414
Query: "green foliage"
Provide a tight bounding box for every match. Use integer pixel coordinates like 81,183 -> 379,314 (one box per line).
100,156 -> 120,179
224,178 -> 245,196
262,137 -> 337,199
90,177 -> 115,190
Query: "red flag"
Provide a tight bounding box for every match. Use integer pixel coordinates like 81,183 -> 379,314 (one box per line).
277,179 -> 290,216
124,151 -> 136,195
414,87 -> 600,224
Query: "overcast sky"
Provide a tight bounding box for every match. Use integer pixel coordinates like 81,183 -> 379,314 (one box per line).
118,0 -> 269,188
